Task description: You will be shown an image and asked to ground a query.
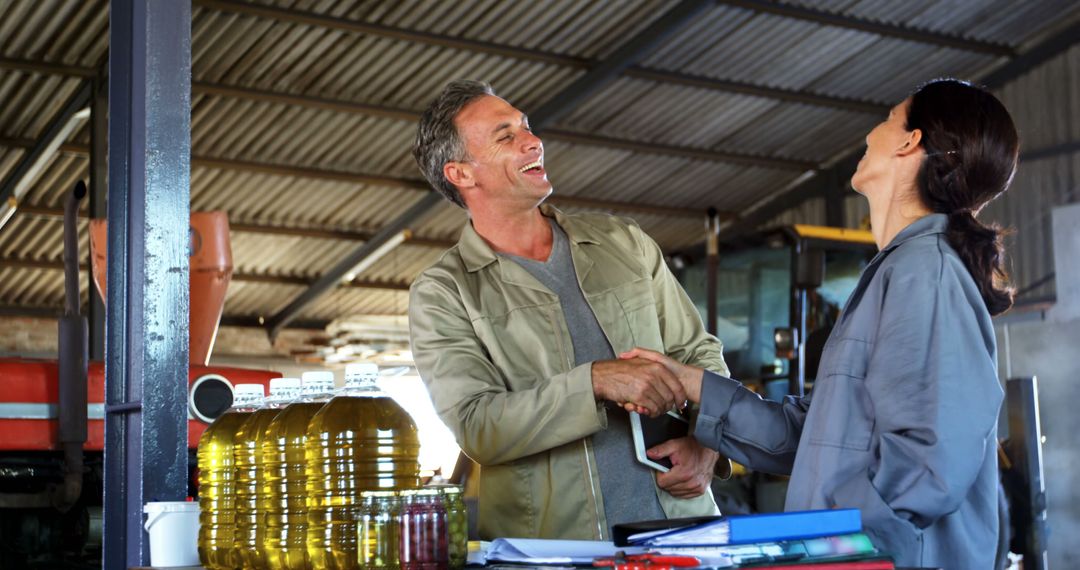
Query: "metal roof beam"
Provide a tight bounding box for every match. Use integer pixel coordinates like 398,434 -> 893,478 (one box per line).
711,17 -> 1080,241
1020,140 -> 1080,163
719,0 -> 1015,56
193,0 -> 590,68
0,80 -> 92,232
529,0 -> 713,129
0,304 -> 332,331
0,256 -> 411,292
3,54 -> 886,117
16,202 -> 458,249
219,315 -> 329,330
983,20 -> 1080,87
543,129 -> 814,170
190,82 -> 809,170
264,192 -> 442,338
260,0 -> 717,339
187,1 -> 888,113
0,61 -> 852,168
625,68 -> 887,114
0,137 -> 713,219
0,57 -> 96,78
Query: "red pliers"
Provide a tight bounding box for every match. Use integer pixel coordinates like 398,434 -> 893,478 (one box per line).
594,552 -> 701,570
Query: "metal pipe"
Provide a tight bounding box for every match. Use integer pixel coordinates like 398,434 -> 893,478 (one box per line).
64,182 -> 87,315
0,182 -> 89,512
55,181 -> 89,512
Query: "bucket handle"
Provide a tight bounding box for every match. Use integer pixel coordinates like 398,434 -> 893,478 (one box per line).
144,509 -> 166,532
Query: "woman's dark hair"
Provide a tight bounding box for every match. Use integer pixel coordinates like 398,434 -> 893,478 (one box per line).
907,79 -> 1019,315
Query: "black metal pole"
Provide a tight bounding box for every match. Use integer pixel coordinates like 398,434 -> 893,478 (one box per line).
103,1 -> 192,567
705,208 -> 720,336
789,240 -> 807,398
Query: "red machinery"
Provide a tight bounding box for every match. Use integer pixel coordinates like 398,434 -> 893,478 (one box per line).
0,182 -> 280,564
0,359 -> 278,452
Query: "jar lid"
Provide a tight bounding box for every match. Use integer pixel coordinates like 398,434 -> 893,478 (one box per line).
360,490 -> 399,498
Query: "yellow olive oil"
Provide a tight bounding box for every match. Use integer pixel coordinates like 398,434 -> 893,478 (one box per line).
305,363 -> 421,570
263,372 -> 335,570
233,378 -> 301,569
197,383 -> 265,570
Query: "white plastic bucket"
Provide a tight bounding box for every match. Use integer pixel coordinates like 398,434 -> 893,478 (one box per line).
143,501 -> 200,567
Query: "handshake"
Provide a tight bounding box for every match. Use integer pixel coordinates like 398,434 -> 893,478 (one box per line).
592,348 -> 705,417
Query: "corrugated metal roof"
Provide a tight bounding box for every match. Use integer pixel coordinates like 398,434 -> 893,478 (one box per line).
981,45 -> 1080,302
785,0 -> 1079,46
0,0 -> 1075,336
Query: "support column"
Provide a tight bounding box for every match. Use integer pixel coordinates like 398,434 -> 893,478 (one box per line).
705,208 -> 720,336
102,1 -> 192,567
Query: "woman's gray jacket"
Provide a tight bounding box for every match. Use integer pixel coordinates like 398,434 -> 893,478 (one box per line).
695,214 -> 1002,569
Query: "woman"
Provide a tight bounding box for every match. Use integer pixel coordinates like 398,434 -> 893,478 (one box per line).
626,79 -> 1018,569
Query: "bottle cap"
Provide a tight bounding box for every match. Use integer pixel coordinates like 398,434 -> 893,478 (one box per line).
269,377 -> 302,401
344,362 -> 379,388
301,371 -> 337,395
302,371 -> 334,395
233,383 -> 265,406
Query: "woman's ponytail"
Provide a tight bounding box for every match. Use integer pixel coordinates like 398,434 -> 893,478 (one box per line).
945,211 -> 1013,315
907,79 -> 1019,316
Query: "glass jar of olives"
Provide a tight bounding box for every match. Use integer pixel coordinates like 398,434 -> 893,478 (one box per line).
438,486 -> 467,569
357,490 -> 401,570
398,489 -> 448,570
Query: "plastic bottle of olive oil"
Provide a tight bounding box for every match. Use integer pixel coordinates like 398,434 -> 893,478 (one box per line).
263,371 -> 336,570
198,383 -> 265,570
306,363 -> 421,569
234,377 -> 302,569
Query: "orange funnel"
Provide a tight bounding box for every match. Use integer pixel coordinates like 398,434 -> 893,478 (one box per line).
88,212 -> 233,366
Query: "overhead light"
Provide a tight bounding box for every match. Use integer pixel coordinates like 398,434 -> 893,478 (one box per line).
0,105 -> 91,233
0,197 -> 17,230
341,229 -> 411,282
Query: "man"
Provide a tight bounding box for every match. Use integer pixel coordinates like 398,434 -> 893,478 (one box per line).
408,80 -> 730,540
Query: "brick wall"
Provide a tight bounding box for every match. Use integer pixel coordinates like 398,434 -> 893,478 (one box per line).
0,316 -> 313,360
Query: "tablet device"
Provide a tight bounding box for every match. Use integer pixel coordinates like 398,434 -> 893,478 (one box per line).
630,410 -> 690,472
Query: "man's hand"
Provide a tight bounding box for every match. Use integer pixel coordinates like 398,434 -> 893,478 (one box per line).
620,347 -> 705,404
648,436 -> 718,499
592,358 -> 687,417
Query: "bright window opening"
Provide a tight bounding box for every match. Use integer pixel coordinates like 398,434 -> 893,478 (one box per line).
378,375 -> 461,480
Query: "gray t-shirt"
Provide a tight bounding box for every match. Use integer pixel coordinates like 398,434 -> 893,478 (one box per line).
502,218 -> 664,529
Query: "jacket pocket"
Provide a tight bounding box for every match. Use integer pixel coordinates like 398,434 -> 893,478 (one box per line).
473,302 -> 568,386
612,278 -> 663,350
808,339 -> 874,451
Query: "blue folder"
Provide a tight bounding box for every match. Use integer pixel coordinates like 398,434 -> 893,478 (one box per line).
626,509 -> 863,547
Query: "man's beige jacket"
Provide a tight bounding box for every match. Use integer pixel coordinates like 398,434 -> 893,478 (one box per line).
409,204 -> 730,540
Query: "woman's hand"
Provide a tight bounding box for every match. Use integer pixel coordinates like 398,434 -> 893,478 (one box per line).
618,348 -> 705,404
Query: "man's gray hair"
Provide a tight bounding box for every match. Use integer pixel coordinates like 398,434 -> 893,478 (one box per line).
413,80 -> 496,208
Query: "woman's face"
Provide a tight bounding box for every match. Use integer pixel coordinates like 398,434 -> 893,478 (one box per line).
851,98 -> 918,196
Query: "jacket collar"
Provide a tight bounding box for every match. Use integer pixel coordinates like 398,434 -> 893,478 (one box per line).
879,213 -> 948,254
458,202 -> 600,273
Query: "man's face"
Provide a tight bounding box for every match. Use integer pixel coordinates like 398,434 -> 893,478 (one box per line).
452,95 -> 551,206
